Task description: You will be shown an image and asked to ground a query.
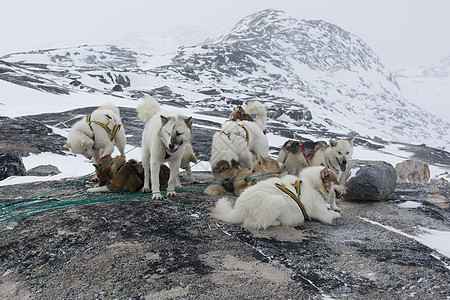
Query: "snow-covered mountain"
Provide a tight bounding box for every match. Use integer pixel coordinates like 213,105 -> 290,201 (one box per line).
394,56 -> 450,120
0,9 -> 449,149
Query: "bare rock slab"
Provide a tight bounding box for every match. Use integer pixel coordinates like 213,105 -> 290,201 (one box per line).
341,160 -> 397,201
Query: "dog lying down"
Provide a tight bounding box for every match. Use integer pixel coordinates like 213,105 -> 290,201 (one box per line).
211,166 -> 347,230
204,156 -> 286,197
87,155 -> 170,193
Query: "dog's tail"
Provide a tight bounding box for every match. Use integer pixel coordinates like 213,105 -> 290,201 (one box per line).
245,101 -> 267,128
137,96 -> 161,123
211,197 -> 245,225
99,103 -> 121,116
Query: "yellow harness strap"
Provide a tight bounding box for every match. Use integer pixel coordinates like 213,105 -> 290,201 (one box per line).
86,114 -> 121,141
274,180 -> 309,221
220,122 -> 249,145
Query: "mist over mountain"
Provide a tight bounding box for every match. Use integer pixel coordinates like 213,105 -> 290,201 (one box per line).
1,9 -> 449,149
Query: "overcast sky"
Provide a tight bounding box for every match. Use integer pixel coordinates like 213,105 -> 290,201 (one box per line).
1,0 -> 449,71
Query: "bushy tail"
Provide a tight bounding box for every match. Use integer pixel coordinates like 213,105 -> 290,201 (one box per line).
211,197 -> 244,225
99,103 -> 120,116
245,101 -> 267,128
137,96 -> 161,123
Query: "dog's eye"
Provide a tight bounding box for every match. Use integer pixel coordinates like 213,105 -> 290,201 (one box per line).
176,131 -> 182,136
337,151 -> 342,155
251,170 -> 255,173
346,152 -> 349,154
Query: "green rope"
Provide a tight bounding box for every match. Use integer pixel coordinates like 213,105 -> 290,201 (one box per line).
0,147 -> 282,231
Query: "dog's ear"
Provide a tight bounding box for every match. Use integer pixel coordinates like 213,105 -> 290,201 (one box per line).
329,139 -> 337,147
348,137 -> 355,145
238,106 -> 245,113
64,142 -> 71,149
185,116 -> 193,129
231,159 -> 240,169
321,167 -> 330,179
160,115 -> 169,126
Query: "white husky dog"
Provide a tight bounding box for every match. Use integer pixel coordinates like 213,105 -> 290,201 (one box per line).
64,103 -> 126,162
211,166 -> 346,230
210,101 -> 269,174
137,96 -> 193,199
278,138 -> 355,180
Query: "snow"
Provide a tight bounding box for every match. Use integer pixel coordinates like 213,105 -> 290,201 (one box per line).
360,217 -> 450,261
397,201 -> 422,209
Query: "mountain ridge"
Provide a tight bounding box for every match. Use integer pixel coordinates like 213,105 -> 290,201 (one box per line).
0,9 -> 448,149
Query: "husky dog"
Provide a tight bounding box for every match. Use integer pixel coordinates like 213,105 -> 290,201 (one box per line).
64,104 -> 126,163
180,143 -> 199,184
211,166 -> 346,230
278,138 -> 354,180
137,96 -> 193,199
204,156 -> 285,197
88,155 -> 170,193
210,101 -> 269,176
229,106 -> 254,122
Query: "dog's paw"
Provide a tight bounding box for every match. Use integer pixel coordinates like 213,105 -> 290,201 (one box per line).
91,176 -> 99,182
152,193 -> 164,200
141,187 -> 151,193
190,179 -> 200,184
270,220 -> 281,227
331,206 -> 341,212
204,185 -> 224,196
167,191 -> 177,197
175,185 -> 184,190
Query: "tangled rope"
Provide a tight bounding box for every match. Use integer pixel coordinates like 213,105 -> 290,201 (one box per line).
0,148 -> 278,232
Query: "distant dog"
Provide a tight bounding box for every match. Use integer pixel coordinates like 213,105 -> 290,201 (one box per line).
88,155 -> 170,193
64,103 -> 126,163
278,138 -> 354,179
204,156 -> 285,197
229,106 -> 254,122
137,96 -> 193,199
180,143 -> 199,184
210,101 -> 269,175
211,166 -> 346,230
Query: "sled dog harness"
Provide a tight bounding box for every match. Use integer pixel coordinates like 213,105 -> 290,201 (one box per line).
220,122 -> 250,144
86,113 -> 121,142
282,142 -> 316,166
274,179 -> 309,221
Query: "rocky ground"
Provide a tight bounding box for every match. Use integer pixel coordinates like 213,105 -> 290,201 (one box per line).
1,107 -> 450,299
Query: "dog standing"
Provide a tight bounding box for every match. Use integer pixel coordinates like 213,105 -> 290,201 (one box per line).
278,138 -> 354,179
137,96 -> 193,199
211,166 -> 346,230
210,101 -> 269,175
64,103 -> 126,163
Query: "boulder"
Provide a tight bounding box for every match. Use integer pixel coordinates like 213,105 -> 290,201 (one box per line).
26,164 -> 61,177
0,153 -> 26,180
395,159 -> 430,183
341,160 -> 396,201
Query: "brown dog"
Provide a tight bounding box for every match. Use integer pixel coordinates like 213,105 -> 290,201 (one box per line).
88,155 -> 170,193
204,156 -> 285,197
229,106 -> 254,122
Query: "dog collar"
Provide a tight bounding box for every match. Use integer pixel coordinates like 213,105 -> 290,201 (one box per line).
164,151 -> 171,159
327,159 -> 340,173
274,180 -> 309,221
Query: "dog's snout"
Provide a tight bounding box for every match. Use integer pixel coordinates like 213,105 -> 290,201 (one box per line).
342,160 -> 347,165
169,144 -> 175,150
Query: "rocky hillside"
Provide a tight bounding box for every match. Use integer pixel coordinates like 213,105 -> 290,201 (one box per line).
0,108 -> 449,299
0,9 -> 449,149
